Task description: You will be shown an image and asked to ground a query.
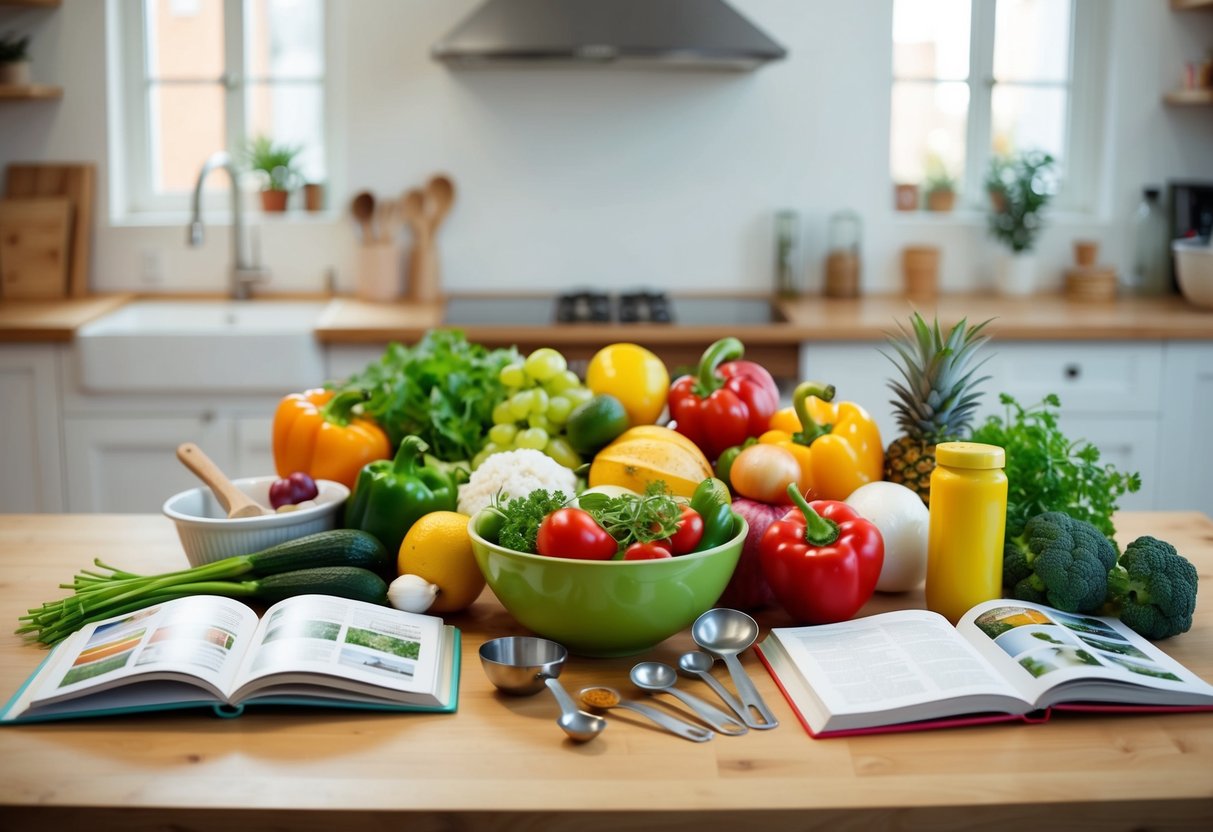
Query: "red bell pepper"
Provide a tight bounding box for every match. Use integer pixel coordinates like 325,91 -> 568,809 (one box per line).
668,337 -> 780,461
759,484 -> 884,624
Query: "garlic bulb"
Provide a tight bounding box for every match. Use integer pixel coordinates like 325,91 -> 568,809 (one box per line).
387,574 -> 440,613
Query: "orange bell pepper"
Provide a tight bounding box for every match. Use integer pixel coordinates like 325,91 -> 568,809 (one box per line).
272,388 -> 391,489
760,381 -> 884,501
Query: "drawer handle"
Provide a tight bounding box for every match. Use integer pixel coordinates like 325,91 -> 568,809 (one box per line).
1064,364 -> 1081,381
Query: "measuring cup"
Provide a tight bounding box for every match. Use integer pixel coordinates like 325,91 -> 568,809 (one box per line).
479,636 -> 606,742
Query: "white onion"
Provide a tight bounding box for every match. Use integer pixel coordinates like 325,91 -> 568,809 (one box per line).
844,481 -> 930,593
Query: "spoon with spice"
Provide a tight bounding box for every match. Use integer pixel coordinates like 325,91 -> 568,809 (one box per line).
479,636 -> 605,743
578,686 -> 713,743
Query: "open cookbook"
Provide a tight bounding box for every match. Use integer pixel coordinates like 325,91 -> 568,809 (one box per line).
756,599 -> 1213,738
2,594 -> 459,723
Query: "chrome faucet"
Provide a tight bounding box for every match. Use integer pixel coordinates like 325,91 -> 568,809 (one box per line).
187,151 -> 270,300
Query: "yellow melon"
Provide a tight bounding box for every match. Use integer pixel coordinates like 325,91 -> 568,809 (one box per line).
588,426 -> 712,498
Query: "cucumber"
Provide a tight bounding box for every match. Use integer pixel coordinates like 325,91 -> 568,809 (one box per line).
253,566 -> 389,605
246,529 -> 390,578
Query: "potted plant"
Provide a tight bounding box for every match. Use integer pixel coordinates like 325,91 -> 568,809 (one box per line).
0,33 -> 31,86
243,135 -> 302,212
923,162 -> 958,212
984,149 -> 1057,295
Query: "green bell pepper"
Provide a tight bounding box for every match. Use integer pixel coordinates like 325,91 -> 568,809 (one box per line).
689,476 -> 736,552
343,435 -> 465,555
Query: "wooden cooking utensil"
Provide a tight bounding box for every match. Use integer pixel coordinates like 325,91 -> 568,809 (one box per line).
401,187 -> 438,302
425,174 -> 456,233
350,191 -> 376,244
176,442 -> 268,518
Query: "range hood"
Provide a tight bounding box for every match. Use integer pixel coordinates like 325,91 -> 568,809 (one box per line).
433,0 -> 786,71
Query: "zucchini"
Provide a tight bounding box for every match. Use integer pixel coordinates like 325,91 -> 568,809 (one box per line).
246,529 -> 391,578
253,566 -> 389,605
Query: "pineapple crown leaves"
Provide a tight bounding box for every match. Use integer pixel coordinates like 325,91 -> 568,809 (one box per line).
880,313 -> 995,442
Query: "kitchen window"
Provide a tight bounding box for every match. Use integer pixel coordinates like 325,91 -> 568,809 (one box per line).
109,0 -> 329,217
890,0 -> 1106,213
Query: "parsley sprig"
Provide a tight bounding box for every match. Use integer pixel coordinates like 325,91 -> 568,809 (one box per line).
578,482 -> 682,550
969,393 -> 1141,540
493,489 -> 571,554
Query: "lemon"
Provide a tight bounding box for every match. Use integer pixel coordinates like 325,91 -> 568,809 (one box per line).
396,511 -> 484,614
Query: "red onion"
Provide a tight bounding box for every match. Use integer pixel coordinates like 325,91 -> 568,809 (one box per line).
717,497 -> 787,611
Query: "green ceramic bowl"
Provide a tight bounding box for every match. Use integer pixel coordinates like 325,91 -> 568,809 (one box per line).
468,510 -> 746,658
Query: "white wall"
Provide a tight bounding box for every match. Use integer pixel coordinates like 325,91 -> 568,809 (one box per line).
1,0 -> 1210,297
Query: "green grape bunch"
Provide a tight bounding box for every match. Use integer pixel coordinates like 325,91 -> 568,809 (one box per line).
475,347 -> 594,470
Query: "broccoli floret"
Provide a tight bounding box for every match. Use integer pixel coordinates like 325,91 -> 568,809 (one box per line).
1002,511 -> 1118,613
1106,536 -> 1198,640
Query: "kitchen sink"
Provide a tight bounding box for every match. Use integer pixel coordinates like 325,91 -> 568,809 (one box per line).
75,299 -> 329,393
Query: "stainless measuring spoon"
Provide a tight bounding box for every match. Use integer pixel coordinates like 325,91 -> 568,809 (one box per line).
578,686 -> 713,743
630,661 -> 748,735
692,608 -> 780,729
677,650 -> 749,724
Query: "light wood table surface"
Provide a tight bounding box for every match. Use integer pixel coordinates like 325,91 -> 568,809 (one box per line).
1,511 -> 1211,831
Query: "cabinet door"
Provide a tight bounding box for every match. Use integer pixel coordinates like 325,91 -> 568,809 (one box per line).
0,346 -> 65,512
63,416 -> 229,513
233,416 -> 275,479
1157,343 -> 1213,516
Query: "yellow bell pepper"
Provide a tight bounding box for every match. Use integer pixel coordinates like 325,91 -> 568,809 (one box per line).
760,381 -> 883,501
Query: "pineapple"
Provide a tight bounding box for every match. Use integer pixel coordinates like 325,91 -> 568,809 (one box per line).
882,313 -> 992,505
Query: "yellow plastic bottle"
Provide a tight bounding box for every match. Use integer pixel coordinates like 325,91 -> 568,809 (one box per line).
925,442 -> 1008,624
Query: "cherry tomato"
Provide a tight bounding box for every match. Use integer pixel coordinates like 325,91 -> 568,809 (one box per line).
269,471 -> 319,509
663,505 -> 704,555
623,541 -> 673,560
536,508 -> 618,560
729,444 -> 801,504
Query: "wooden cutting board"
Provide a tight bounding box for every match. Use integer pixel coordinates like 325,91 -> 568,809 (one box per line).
3,163 -> 95,297
0,198 -> 72,300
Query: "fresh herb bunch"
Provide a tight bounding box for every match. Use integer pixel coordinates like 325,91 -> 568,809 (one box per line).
494,489 -> 571,554
970,393 -> 1141,540
578,482 -> 682,549
334,329 -> 520,462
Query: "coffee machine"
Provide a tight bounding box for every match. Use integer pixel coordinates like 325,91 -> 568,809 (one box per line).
1168,180 -> 1213,287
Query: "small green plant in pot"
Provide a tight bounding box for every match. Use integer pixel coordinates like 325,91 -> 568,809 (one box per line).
243,135 -> 302,212
985,149 -> 1058,294
0,32 -> 31,85
923,155 -> 958,212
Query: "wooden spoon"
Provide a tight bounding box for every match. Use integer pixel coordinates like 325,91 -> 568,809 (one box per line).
350,190 -> 376,243
425,174 -> 456,232
400,188 -> 428,237
176,442 -> 268,518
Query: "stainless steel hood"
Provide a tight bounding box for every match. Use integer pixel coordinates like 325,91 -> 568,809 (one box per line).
433,0 -> 786,71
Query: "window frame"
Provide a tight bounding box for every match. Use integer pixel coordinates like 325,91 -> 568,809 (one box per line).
110,0 -> 334,219
892,0 -> 1107,215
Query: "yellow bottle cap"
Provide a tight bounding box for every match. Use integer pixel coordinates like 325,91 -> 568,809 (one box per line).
936,441 -> 1005,470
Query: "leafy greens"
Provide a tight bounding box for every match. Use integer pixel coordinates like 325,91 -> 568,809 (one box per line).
969,393 -> 1141,540
333,329 -> 519,462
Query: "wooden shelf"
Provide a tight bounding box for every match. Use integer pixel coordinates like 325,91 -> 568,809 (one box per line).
1171,0 -> 1213,9
0,1 -> 62,7
1164,88 -> 1213,106
0,83 -> 61,99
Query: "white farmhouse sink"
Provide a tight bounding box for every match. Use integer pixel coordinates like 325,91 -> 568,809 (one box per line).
76,300 -> 330,393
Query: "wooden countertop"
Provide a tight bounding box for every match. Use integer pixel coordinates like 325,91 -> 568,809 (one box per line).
1,511 -> 1211,831
1,293 -> 1210,346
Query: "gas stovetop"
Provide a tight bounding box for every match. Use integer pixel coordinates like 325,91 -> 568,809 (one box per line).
442,293 -> 781,327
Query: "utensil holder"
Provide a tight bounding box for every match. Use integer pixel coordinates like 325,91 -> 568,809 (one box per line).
354,242 -> 403,302
902,245 -> 940,298
407,239 -> 440,303
824,251 -> 860,298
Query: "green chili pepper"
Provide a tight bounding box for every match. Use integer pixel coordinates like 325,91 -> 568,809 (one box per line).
690,476 -> 735,552
343,435 -> 465,555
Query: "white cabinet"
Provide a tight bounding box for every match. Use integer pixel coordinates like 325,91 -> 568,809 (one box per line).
0,345 -> 65,512
1157,342 -> 1213,516
800,340 -> 1163,511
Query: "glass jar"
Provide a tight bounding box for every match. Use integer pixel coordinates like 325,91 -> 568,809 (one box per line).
824,209 -> 862,298
925,442 -> 1008,624
774,210 -> 801,297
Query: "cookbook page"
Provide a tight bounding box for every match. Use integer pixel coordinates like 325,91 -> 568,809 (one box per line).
957,600 -> 1213,707
768,609 -> 1028,723
27,596 -> 260,708
231,595 -> 445,700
